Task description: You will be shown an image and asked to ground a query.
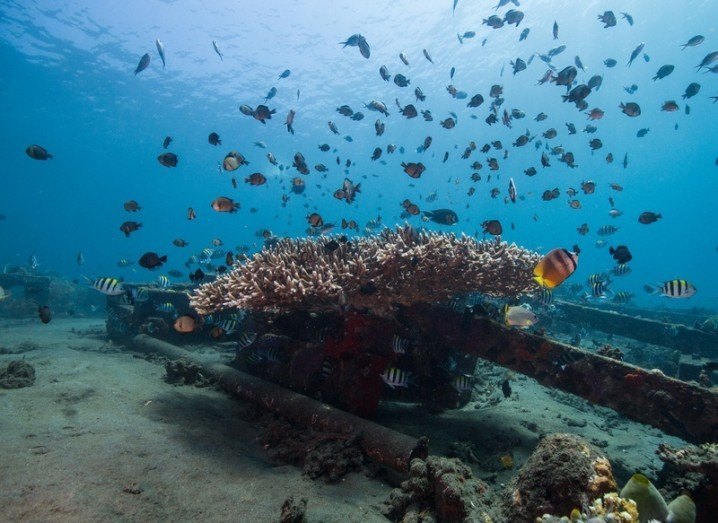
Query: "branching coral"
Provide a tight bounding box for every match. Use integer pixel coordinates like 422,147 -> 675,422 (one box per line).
191,227 -> 541,316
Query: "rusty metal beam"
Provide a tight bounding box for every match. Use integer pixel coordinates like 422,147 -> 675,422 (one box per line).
400,304 -> 718,444
555,300 -> 718,359
131,334 -> 426,473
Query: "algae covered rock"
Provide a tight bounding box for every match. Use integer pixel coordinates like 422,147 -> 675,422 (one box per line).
0,360 -> 36,388
502,433 -> 617,522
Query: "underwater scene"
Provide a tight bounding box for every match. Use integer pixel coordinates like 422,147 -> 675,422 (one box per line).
1,0 -> 717,521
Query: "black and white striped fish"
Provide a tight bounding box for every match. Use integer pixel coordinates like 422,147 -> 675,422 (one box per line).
597,225 -> 619,236
237,332 -> 256,350
612,263 -> 632,276
452,374 -> 473,393
655,279 -> 697,299
613,291 -> 634,303
381,367 -> 411,389
90,277 -> 125,296
536,288 -> 553,306
392,335 -> 410,354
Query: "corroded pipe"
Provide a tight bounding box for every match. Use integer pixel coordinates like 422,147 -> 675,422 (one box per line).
131,334 -> 425,473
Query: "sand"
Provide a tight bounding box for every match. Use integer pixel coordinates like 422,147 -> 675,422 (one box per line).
0,317 -> 687,522
0,318 -> 388,522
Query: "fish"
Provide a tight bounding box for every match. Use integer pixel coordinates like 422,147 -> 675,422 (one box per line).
162,136 -> 172,148
613,264 -> 632,277
604,58 -> 617,67
552,21 -> 558,39
619,102 -> 641,117
139,252 -> 167,269
90,277 -> 125,295
401,162 -> 425,178
597,10 -> 616,28
627,43 -> 644,66
508,178 -> 517,203
174,315 -> 199,334
613,292 -> 634,304
381,367 -> 411,389
212,40 -> 223,60
533,248 -> 578,289
696,51 -> 718,71
173,239 -> 188,247
278,69 -> 291,79
519,28 -> 529,41
681,35 -> 704,50
155,39 -> 165,68
609,245 -> 632,264
211,196 -> 239,213
653,64 -> 675,81
189,268 -> 205,283
481,220 -> 502,236
245,172 -> 267,186
423,209 -> 458,225
76,251 -> 84,266
502,379 -> 512,398
264,87 -> 277,102
682,82 -> 701,99
655,279 -> 697,299
638,212 -> 661,224
505,304 -> 538,328
597,225 -> 619,236
119,221 -> 142,237
157,152 -> 178,167
157,275 -> 170,288
134,53 -> 150,74
208,132 -> 221,146
452,375 -> 473,394
38,305 -> 52,324
25,145 -> 53,160
223,151 -> 248,171
187,208 -> 196,221
253,104 -> 276,123
123,200 -> 141,212
422,49 -> 433,63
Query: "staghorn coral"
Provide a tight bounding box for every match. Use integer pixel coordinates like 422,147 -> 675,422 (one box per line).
191,227 -> 541,316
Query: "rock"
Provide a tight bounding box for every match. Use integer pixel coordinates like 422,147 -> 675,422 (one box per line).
280,496 -> 307,523
501,433 -> 617,522
0,360 -> 36,388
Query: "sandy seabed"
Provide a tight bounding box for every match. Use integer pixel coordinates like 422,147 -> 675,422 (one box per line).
0,317 -> 683,522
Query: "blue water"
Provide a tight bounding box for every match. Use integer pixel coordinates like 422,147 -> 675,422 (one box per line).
1,0 -> 717,311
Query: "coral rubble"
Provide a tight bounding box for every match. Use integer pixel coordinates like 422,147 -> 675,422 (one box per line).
191,227 -> 541,316
382,456 -> 495,522
0,360 -> 36,389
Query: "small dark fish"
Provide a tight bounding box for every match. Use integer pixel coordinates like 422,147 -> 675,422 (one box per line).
278,69 -> 291,79
134,53 -> 150,75
162,136 -> 172,149
604,58 -> 617,68
621,12 -> 634,25
208,132 -> 221,146
552,21 -> 558,40
379,65 -> 390,81
681,35 -> 704,50
139,252 -> 167,269
609,245 -> 632,264
638,212 -> 661,224
627,42 -> 644,67
25,145 -> 53,160
212,40 -> 223,61
38,305 -> 52,324
482,219 -> 502,235
119,221 -> 142,237
519,28 -> 529,41
157,152 -> 178,167
502,379 -> 511,398
423,209 -> 458,225
422,49 -> 433,63
682,82 -> 701,99
619,102 -> 641,117
597,10 -> 616,28
653,64 -> 675,81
